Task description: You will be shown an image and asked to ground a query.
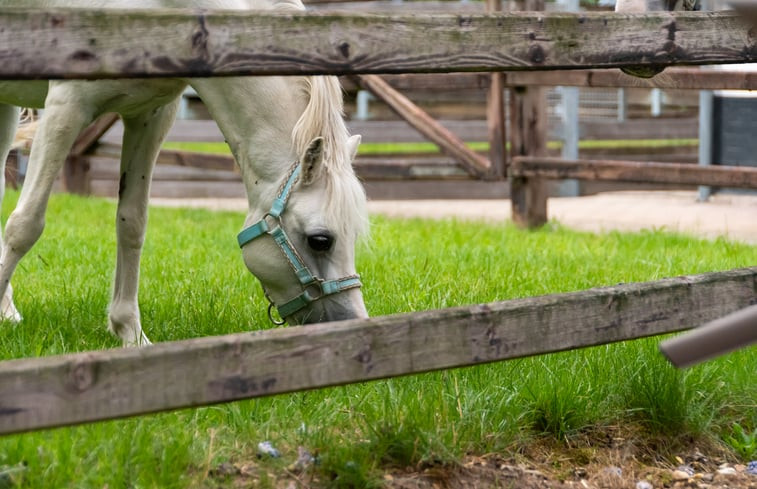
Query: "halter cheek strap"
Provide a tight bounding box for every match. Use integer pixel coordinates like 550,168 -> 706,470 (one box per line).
237,162 -> 362,323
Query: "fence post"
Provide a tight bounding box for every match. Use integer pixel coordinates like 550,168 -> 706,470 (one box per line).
509,0 -> 548,228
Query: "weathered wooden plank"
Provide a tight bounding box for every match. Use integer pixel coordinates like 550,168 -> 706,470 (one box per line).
580,118 -> 697,141
306,0 -> 486,12
88,155 -> 241,181
340,73 -> 493,93
1,267 -> 755,435
512,157 -> 757,189
362,179 -> 511,199
90,179 -> 247,199
509,86 -> 548,228
509,0 -> 549,229
356,74 -> 491,177
503,68 -> 757,90
0,10 -> 754,80
345,68 -> 757,92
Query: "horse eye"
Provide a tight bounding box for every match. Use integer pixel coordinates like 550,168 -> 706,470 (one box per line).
307,234 -> 334,252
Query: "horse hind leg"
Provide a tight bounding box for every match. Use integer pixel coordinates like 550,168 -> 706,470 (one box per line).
0,104 -> 22,323
0,89 -> 95,328
108,98 -> 180,347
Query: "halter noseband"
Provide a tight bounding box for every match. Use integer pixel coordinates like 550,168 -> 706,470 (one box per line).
237,162 -> 362,324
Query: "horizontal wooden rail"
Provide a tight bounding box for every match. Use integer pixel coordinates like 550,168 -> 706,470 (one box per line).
2,267 -> 756,435
0,10 -> 754,79
343,69 -> 757,92
502,68 -> 757,90
511,157 -> 757,189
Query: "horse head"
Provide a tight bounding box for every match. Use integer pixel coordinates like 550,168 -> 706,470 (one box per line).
615,0 -> 701,78
236,77 -> 369,325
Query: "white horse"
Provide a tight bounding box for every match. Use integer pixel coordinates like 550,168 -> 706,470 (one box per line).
0,0 -> 369,346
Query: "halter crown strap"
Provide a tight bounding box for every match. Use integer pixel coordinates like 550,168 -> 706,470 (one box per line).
237,164 -> 301,248
236,162 -> 362,322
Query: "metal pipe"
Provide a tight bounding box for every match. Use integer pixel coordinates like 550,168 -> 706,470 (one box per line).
659,303 -> 757,368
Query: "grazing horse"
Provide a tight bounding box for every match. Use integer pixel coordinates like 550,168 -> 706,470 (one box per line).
0,0 -> 369,346
615,0 -> 701,77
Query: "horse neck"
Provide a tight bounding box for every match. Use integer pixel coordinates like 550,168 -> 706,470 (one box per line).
189,76 -> 307,211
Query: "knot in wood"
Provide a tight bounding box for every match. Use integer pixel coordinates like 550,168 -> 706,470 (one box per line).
192,16 -> 210,58
528,44 -> 545,64
353,347 -> 372,364
338,42 -> 350,59
69,360 -> 96,392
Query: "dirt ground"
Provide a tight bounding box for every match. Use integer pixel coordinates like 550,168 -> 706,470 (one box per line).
151,190 -> 757,244
211,432 -> 757,488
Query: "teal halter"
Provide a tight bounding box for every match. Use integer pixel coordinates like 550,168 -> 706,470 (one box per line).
237,162 -> 362,324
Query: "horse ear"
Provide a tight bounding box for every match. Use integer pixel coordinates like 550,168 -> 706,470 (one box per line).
300,137 -> 324,186
347,134 -> 361,161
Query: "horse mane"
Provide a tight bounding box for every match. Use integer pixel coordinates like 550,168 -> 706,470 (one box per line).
292,76 -> 369,238
268,0 -> 367,237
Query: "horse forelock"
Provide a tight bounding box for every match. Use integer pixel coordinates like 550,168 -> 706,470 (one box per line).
292,76 -> 369,240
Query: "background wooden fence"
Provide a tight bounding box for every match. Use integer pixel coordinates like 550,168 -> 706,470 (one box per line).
9,4 -> 757,202
1,7 -> 756,435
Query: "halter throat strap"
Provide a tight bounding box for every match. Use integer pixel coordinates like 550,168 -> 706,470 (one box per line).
236,162 -> 362,323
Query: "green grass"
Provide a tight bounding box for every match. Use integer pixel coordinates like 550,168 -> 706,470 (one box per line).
162,138 -> 699,156
0,190 -> 755,488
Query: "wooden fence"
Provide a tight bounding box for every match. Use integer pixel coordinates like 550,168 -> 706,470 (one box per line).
2,267 -> 755,435
1,7 -> 757,435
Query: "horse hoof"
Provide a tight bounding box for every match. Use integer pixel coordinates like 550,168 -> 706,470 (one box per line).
122,331 -> 152,348
0,302 -> 22,323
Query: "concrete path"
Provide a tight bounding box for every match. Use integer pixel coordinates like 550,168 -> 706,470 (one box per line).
151,190 -> 757,244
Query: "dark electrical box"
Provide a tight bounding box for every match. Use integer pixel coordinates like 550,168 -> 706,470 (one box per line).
712,95 -> 757,168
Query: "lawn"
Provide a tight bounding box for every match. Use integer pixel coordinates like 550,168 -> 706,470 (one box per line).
0,190 -> 754,488
162,138 -> 699,156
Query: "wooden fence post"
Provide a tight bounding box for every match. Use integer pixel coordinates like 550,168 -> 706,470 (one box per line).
509,0 -> 548,228
486,0 -> 507,179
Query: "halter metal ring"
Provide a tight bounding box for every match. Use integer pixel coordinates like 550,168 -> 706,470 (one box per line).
267,302 -> 286,325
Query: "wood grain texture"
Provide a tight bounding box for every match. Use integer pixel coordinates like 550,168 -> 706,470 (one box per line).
0,10 -> 754,79
343,68 -> 757,92
1,267 -> 755,435
509,86 -> 548,228
502,68 -> 757,90
512,157 -> 757,189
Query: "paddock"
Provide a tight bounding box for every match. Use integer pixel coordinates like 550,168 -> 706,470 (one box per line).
0,6 -> 756,441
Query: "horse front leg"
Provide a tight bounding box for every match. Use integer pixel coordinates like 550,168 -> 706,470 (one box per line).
109,99 -> 179,347
0,104 -> 21,322
0,90 -> 94,325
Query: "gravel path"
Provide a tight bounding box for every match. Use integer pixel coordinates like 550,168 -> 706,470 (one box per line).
151,190 -> 757,244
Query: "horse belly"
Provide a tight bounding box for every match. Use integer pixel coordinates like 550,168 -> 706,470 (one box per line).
0,81 -> 49,108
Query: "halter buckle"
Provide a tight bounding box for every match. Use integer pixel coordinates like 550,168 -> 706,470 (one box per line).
303,281 -> 324,302
262,213 -> 280,233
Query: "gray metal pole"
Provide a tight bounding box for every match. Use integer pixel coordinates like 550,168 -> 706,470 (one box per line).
556,0 -> 580,197
698,90 -> 714,201
697,0 -> 713,201
660,304 -> 757,368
